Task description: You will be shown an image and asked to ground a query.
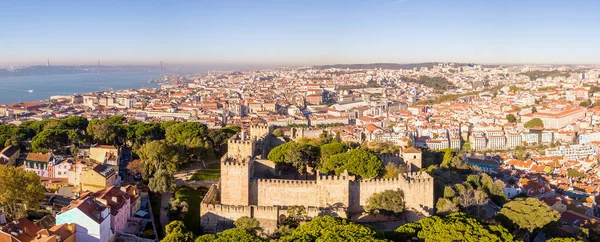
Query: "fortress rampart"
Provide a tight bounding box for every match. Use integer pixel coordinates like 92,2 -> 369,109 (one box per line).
201,126 -> 435,234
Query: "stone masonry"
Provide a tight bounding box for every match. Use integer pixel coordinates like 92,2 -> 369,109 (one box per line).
200,124 -> 435,234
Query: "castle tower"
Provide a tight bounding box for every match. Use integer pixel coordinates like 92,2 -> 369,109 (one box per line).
249,124 -> 273,140
227,134 -> 256,161
402,147 -> 422,172
220,159 -> 252,206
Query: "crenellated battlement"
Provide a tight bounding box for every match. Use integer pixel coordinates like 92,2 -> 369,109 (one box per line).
403,172 -> 434,183
222,161 -> 247,167
250,124 -> 273,139
358,177 -> 404,184
405,171 -> 433,178
317,170 -> 355,182
256,178 -> 317,186
228,138 -> 255,145
222,159 -> 251,167
204,133 -> 434,235
203,203 -> 250,213
254,205 -> 279,212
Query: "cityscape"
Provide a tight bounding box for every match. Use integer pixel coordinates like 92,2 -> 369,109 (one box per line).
2,1 -> 600,242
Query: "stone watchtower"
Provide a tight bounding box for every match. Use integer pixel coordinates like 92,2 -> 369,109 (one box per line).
227,132 -> 256,161
402,147 -> 423,172
220,158 -> 253,206
249,124 -> 273,140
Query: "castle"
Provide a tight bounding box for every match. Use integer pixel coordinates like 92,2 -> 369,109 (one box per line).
200,124 -> 435,233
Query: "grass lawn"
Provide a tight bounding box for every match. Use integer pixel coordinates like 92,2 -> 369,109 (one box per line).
175,187 -> 206,234
190,163 -> 220,180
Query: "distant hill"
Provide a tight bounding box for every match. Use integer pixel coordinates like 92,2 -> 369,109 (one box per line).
0,66 -> 90,77
0,65 -> 158,78
312,62 -> 487,70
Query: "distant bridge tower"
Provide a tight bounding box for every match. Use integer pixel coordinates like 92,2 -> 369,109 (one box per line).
47,59 -> 50,67
160,61 -> 163,78
97,61 -> 100,74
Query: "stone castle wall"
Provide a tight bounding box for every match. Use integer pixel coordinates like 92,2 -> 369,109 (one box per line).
349,172 -> 435,215
252,179 -> 319,206
201,126 -> 435,234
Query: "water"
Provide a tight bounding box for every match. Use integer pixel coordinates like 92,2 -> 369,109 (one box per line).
0,71 -> 161,104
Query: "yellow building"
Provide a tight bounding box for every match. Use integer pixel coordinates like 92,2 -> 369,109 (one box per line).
89,145 -> 120,166
80,164 -> 117,192
0,145 -> 21,167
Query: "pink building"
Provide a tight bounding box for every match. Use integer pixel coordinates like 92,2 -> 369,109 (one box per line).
90,186 -> 132,232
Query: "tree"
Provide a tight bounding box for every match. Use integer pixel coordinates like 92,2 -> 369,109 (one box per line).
61,116 -> 89,131
126,159 -> 144,175
365,189 -> 405,215
497,197 -> 560,233
0,124 -> 29,149
149,168 -> 176,192
509,86 -> 520,93
267,142 -> 319,173
87,119 -> 114,144
272,128 -> 284,137
31,129 -> 69,153
334,132 -> 342,142
319,142 -> 347,164
524,118 -> 544,128
195,227 -> 263,242
532,106 -> 537,113
506,114 -> 517,123
207,126 -> 239,156
462,142 -> 470,150
364,141 -> 400,154
279,216 -> 386,242
138,140 -> 183,175
436,198 -> 459,215
162,220 -> 195,242
165,220 -> 187,234
169,198 -> 189,219
128,122 -> 165,146
165,122 -> 209,146
321,148 -> 383,179
282,205 -> 309,228
546,238 -> 580,242
0,165 -> 46,220
234,216 -> 261,234
383,163 -> 405,179
440,148 -> 456,169
443,186 -> 456,198
580,99 -> 592,107
393,212 -> 513,241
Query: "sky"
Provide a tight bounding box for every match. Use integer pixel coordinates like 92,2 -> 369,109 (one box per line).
1,0 -> 600,67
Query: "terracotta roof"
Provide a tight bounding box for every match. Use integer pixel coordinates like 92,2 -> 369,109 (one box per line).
26,153 -> 51,163
62,197 -> 108,224
93,186 -> 131,216
403,147 -> 422,153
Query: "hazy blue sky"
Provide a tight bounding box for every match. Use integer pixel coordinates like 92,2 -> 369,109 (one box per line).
1,0 -> 599,67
